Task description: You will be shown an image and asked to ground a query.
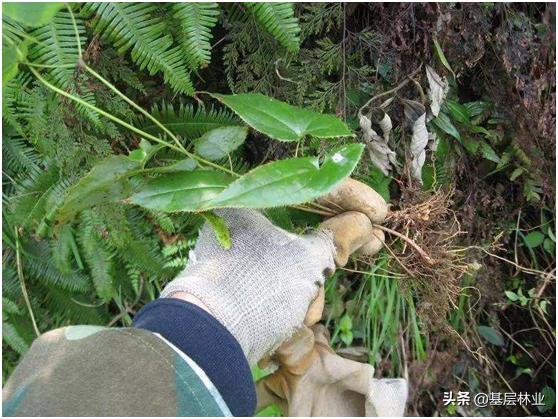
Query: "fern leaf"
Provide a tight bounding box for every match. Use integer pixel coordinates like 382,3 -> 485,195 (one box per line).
2,321 -> 30,355
23,239 -> 91,293
43,286 -> 105,324
137,102 -> 239,139
172,3 -> 220,70
2,135 -> 41,174
79,210 -> 115,302
245,3 -> 301,52
28,11 -> 85,88
83,2 -> 194,94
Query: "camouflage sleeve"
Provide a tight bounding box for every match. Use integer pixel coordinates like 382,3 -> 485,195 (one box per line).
2,300 -> 256,416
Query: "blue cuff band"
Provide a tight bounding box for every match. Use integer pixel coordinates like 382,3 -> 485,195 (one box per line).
133,298 -> 256,416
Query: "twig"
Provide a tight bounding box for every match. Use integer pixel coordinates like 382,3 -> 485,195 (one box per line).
274,59 -> 295,83
15,227 -> 40,337
107,277 -> 144,327
358,65 -> 422,117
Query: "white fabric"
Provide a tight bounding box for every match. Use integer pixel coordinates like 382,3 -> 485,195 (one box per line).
161,209 -> 336,365
366,377 -> 408,416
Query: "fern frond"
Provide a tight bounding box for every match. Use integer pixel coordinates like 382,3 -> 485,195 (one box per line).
22,239 -> 91,293
137,102 -> 239,139
245,3 -> 301,52
83,2 -> 194,94
2,321 -> 30,355
172,3 -> 220,70
43,286 -> 105,324
8,164 -> 59,231
80,222 -> 115,303
2,74 -> 34,135
28,11 -> 85,88
51,224 -> 77,275
2,135 -> 41,174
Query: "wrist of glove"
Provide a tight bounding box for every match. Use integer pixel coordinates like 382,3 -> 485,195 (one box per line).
161,178 -> 387,365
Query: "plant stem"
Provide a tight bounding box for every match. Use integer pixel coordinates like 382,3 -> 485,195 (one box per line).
358,65 -> 422,117
28,67 -> 183,152
37,13 -> 241,178
24,62 -> 76,69
14,227 -> 41,337
66,3 -> 82,58
83,63 -> 185,152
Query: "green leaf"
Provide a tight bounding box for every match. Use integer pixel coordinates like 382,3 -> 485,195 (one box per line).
464,101 -> 491,118
340,330 -> 353,346
505,290 -> 519,302
3,2 -> 63,27
245,2 -> 300,52
200,211 -> 231,249
463,138 -> 480,154
538,386 -> 556,413
543,238 -> 555,254
57,156 -> 141,223
2,40 -> 27,86
510,167 -> 525,181
523,231 -> 545,248
339,313 -> 353,332
445,100 -> 470,125
210,93 -> 352,141
477,325 -> 504,346
480,142 -> 500,163
256,404 -> 284,417
433,38 -> 455,78
130,170 -> 234,212
205,144 -> 364,209
432,113 -> 461,140
172,3 -> 219,70
138,102 -> 240,140
194,126 -> 248,161
152,159 -> 198,173
128,149 -> 147,162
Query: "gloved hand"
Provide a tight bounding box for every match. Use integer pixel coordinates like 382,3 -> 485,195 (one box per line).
161,178 -> 387,365
161,209 -> 336,365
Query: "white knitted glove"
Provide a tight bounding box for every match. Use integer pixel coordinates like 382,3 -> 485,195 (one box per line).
161,209 -> 336,365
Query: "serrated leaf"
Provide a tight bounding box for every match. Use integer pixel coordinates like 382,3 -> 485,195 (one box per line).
205,144 -> 364,209
130,170 -> 234,212
3,2 -> 63,27
523,231 -> 545,248
194,126 -> 248,161
210,93 -> 352,141
57,156 -> 141,223
200,211 -> 231,249
478,325 -> 504,346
